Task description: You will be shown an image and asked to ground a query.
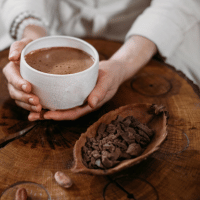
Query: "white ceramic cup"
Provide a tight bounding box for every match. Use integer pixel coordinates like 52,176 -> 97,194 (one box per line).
20,36 -> 99,110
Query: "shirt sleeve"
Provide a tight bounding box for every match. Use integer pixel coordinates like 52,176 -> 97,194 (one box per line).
125,0 -> 200,58
0,0 -> 51,32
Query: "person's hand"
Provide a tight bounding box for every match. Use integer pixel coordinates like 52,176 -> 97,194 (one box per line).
3,37 -> 42,113
3,25 -> 47,116
28,59 -> 126,121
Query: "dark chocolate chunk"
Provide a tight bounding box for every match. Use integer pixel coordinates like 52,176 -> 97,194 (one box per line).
96,123 -> 107,139
88,157 -> 96,168
118,129 -> 134,144
102,156 -> 119,168
140,140 -> 148,147
91,150 -> 101,159
103,142 -> 115,152
114,140 -> 128,150
95,159 -> 104,168
92,144 -> 99,151
122,116 -> 132,127
137,130 -> 150,142
111,115 -> 124,125
126,143 -> 143,156
106,124 -> 117,135
119,152 -> 132,159
109,147 -> 121,161
83,153 -> 91,162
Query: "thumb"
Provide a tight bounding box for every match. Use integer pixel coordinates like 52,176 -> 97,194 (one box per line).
87,80 -> 107,109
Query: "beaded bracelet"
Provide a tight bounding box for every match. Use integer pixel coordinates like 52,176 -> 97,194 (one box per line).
9,11 -> 48,40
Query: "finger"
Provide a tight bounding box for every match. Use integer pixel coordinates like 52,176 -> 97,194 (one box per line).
15,100 -> 42,112
14,61 -> 20,66
8,83 -> 40,105
9,38 -> 33,61
3,62 -> 31,93
87,69 -> 108,108
43,104 -> 93,121
28,112 -> 45,121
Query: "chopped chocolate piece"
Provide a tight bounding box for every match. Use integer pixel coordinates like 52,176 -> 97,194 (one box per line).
87,149 -> 92,156
98,141 -> 103,151
92,150 -> 101,159
119,152 -> 132,159
126,143 -> 143,156
109,147 -> 121,161
131,120 -> 154,138
103,143 -> 115,152
92,144 -> 99,151
91,157 -> 96,165
102,131 -> 109,138
90,137 -> 97,143
106,124 -> 116,135
101,137 -> 107,145
102,150 -> 110,157
95,159 -> 104,168
126,126 -> 137,136
138,124 -> 154,137
83,153 -> 91,162
96,123 -> 107,139
82,146 -> 88,154
111,115 -> 124,125
127,132 -> 136,141
137,130 -> 150,142
85,137 -> 92,148
106,133 -> 119,141
102,156 -> 119,168
102,156 -> 113,168
130,118 -> 140,127
114,140 -> 127,150
125,127 -> 136,142
118,129 -> 134,144
122,116 -> 132,127
135,134 -> 143,144
88,157 -> 96,168
119,123 -> 126,131
140,140 -> 148,147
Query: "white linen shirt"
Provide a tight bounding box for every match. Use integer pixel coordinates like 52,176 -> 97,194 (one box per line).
0,0 -> 200,85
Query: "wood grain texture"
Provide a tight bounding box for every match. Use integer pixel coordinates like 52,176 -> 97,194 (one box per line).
0,39 -> 200,200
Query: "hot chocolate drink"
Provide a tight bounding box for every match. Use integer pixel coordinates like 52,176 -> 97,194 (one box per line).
25,47 -> 94,75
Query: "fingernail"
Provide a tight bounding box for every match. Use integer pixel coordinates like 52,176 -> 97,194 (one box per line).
9,50 -> 18,59
29,98 -> 34,104
92,97 -> 98,108
43,113 -> 48,119
31,106 -> 38,112
22,84 -> 27,92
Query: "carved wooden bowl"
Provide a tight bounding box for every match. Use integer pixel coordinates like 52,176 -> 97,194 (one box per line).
72,103 -> 168,175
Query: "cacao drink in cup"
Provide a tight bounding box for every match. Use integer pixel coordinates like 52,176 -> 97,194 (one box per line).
20,36 -> 99,110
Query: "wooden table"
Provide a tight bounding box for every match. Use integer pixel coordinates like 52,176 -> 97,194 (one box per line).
0,39 -> 200,200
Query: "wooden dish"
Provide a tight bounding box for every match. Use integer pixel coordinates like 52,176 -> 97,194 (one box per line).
71,103 -> 168,175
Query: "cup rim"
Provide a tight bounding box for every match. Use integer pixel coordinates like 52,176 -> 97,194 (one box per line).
21,35 -> 99,77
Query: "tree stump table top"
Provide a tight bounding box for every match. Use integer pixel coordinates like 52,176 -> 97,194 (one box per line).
0,39 -> 200,200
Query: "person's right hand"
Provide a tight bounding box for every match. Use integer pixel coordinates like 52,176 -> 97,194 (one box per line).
3,38 -> 42,113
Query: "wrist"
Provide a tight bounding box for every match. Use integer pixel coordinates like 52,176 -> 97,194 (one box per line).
110,35 -> 157,81
104,59 -> 128,85
22,25 -> 47,40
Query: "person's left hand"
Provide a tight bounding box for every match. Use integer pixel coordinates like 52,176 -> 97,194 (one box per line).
28,59 -> 126,121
